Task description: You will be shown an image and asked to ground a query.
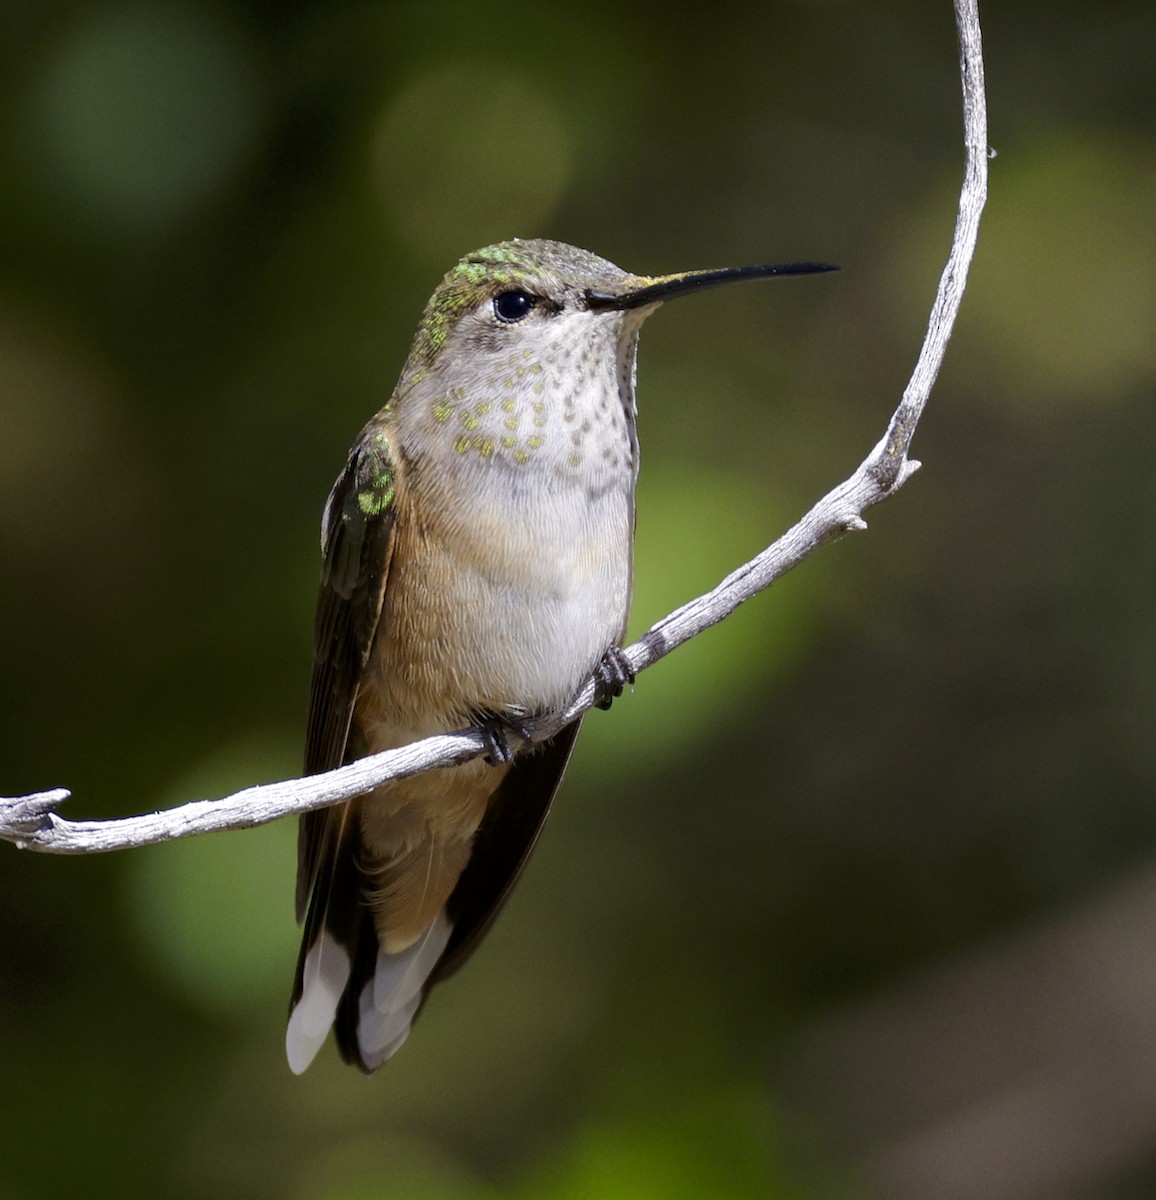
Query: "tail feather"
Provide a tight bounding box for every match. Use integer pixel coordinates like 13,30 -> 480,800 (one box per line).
289,805 -> 457,1074
286,932 -> 352,1074
287,804 -> 365,1074
354,913 -> 453,1070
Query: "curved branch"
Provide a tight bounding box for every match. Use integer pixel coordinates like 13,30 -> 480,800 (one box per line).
0,0 -> 987,857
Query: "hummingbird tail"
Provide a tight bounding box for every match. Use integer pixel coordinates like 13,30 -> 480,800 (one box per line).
288,802 -> 460,1074
287,724 -> 583,1072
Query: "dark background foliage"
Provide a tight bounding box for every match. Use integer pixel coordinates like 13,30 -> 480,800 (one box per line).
3,2 -> 1155,1197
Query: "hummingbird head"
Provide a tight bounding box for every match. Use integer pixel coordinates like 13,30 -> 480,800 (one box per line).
399,239 -> 642,383
392,238 -> 834,480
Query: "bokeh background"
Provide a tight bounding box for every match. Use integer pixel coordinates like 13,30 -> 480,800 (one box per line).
2,2 -> 1155,1197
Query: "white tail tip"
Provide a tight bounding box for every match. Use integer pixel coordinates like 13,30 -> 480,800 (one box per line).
356,913 -> 452,1071
285,935 -> 351,1075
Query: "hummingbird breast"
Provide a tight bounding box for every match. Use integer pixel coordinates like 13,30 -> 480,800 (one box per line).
372,311 -> 642,732
371,457 -> 633,732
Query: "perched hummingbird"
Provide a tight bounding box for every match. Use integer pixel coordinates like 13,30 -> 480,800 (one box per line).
286,238 -> 832,1074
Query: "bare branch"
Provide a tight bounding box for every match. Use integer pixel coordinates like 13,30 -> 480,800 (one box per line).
0,0 -> 987,858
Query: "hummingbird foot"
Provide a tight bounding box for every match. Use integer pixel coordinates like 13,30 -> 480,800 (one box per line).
477,713 -> 532,766
593,645 -> 635,710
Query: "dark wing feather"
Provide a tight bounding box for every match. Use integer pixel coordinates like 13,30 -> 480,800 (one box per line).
430,718 -> 583,984
294,427 -> 397,922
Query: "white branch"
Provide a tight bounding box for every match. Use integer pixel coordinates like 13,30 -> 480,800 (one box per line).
0,0 -> 987,857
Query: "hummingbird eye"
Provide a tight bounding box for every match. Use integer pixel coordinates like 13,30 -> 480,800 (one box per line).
492,290 -> 535,323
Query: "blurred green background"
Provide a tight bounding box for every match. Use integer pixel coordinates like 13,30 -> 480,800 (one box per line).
3,2 -> 1155,1197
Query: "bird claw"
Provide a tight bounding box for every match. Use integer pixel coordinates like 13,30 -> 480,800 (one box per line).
478,715 -> 530,766
593,645 -> 635,710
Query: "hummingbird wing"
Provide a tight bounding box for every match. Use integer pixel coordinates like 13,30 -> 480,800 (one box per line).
303,434 -> 397,777
287,430 -> 396,1074
296,429 -> 397,908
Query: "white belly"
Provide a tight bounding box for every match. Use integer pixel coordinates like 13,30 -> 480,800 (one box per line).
368,470 -> 632,737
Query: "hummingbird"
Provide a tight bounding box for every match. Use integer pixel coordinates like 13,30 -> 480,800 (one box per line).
286,238 -> 833,1074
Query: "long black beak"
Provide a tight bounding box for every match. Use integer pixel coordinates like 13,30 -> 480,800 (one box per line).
585,261 -> 837,311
